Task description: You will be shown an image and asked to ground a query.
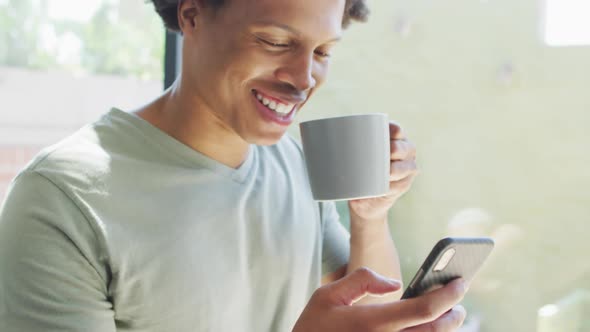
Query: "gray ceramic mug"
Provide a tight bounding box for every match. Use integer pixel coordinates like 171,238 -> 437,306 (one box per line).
299,113 -> 390,201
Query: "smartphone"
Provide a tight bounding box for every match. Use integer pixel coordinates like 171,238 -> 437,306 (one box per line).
401,237 -> 494,299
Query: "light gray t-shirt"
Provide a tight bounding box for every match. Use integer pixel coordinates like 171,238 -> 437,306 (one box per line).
0,109 -> 350,332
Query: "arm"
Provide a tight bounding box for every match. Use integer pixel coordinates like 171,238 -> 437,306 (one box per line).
323,122 -> 417,305
0,172 -> 115,332
345,211 -> 402,303
305,124 -> 466,331
322,213 -> 401,304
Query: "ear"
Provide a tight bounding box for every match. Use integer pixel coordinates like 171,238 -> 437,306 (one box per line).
177,0 -> 204,35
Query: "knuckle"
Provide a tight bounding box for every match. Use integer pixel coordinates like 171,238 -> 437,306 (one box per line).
398,141 -> 408,154
391,141 -> 414,159
400,162 -> 412,174
393,161 -> 407,171
416,301 -> 437,320
426,322 -> 438,332
311,287 -> 326,300
390,162 -> 399,174
311,285 -> 332,302
355,266 -> 374,279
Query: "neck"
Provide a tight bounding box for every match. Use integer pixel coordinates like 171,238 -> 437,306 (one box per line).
134,76 -> 251,169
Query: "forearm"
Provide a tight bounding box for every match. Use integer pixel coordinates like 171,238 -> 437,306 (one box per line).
346,211 -> 402,304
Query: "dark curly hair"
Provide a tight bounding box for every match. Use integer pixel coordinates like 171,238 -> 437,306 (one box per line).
150,0 -> 369,31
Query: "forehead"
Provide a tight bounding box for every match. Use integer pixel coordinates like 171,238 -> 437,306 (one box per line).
223,0 -> 346,38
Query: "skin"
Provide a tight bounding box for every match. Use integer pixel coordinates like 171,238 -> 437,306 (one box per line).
135,0 -> 467,330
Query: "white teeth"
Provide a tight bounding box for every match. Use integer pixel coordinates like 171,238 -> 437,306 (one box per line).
254,91 -> 295,116
277,104 -> 290,114
276,104 -> 293,115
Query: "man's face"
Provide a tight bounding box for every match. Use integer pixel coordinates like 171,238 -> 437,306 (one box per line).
182,0 -> 345,145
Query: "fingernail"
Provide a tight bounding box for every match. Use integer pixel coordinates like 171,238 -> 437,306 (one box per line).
387,278 -> 402,286
455,304 -> 466,315
451,278 -> 466,293
459,279 -> 468,293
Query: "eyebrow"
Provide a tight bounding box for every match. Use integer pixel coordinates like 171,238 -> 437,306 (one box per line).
252,21 -> 342,43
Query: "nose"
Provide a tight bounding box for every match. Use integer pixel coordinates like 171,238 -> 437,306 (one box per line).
274,52 -> 317,92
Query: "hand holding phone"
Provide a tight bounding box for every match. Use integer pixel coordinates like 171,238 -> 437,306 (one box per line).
401,237 -> 494,299
293,268 -> 469,332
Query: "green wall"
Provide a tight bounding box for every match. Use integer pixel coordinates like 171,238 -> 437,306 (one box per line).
293,1 -> 590,330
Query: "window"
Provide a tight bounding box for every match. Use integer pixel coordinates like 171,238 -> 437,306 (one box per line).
0,0 -> 165,200
543,0 -> 590,46
297,1 -> 590,331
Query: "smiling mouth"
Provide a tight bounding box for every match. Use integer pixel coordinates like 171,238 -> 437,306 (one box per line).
251,89 -> 297,117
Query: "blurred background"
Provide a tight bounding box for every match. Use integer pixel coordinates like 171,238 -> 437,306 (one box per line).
1,0 -> 588,331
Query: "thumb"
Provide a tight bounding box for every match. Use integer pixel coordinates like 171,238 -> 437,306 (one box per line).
327,267 -> 402,305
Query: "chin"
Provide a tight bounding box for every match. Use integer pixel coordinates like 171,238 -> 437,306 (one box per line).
249,132 -> 287,146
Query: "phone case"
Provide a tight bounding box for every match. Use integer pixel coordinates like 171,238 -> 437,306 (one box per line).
401,237 -> 494,299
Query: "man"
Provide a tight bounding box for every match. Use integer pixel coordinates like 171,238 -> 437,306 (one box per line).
0,0 -> 467,331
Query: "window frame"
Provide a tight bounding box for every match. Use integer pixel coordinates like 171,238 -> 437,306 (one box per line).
164,31 -> 182,89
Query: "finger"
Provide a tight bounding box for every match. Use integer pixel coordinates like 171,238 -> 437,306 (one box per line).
389,122 -> 406,140
367,278 -> 467,329
390,140 -> 417,161
324,267 -> 402,306
401,305 -> 467,332
390,160 -> 418,181
388,174 -> 416,197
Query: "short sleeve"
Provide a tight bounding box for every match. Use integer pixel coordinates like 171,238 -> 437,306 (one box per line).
319,201 -> 350,275
0,171 -> 115,332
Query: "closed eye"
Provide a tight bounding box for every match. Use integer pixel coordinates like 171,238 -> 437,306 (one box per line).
256,37 -> 290,48
314,50 -> 331,58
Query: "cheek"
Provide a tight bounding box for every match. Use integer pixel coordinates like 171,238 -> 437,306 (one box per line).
225,49 -> 279,86
313,62 -> 330,87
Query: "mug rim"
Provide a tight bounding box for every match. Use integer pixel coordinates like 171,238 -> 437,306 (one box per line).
299,113 -> 388,126
314,192 -> 389,202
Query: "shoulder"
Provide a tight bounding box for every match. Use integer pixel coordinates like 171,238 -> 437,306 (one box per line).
14,110 -> 139,203
22,123 -> 112,194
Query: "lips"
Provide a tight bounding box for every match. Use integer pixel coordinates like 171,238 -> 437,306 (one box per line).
253,90 -> 296,115
251,89 -> 298,126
